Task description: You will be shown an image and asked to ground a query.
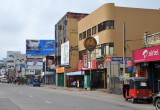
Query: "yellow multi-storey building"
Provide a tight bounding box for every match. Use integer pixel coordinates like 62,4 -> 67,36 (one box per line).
77,3 -> 160,91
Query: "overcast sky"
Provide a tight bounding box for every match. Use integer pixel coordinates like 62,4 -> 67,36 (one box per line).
0,0 -> 160,59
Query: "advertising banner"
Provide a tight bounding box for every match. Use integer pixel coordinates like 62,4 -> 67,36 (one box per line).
82,54 -> 88,68
78,59 -> 97,70
14,54 -> 26,65
27,61 -> 43,66
26,58 -> 43,70
26,40 -> 55,55
27,66 -> 43,70
46,56 -> 54,71
7,62 -> 14,69
7,51 -> 21,61
133,46 -> 160,63
61,41 -> 69,65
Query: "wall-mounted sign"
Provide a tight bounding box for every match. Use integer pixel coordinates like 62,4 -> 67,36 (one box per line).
127,60 -> 132,67
56,67 -> 64,73
84,37 -> 97,51
138,70 -> 146,77
61,41 -> 69,66
133,46 -> 160,63
96,57 -> 104,62
82,54 -> 88,68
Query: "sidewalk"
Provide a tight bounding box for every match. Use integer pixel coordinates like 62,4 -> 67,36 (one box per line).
40,83 -> 122,100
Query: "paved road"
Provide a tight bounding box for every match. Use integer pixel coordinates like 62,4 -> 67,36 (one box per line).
0,83 -> 155,110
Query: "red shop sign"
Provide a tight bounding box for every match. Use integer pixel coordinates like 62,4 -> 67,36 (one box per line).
78,59 -> 97,70
133,46 -> 160,63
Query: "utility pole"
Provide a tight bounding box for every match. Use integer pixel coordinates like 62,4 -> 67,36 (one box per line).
126,40 -> 133,76
123,22 -> 126,75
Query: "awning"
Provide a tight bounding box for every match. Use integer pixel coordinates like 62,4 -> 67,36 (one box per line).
66,71 -> 85,76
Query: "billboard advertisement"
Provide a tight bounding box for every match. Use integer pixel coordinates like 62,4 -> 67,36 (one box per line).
26,40 -> 55,55
7,51 -> 21,61
14,54 -> 26,65
27,58 -> 43,70
7,62 -> 14,69
61,41 -> 69,65
46,56 -> 54,71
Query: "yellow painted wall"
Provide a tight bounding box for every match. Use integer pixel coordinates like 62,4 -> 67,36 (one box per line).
78,3 -> 160,58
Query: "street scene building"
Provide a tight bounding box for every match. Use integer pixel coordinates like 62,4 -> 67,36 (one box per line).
133,32 -> 160,93
55,12 -> 88,87
1,1 -> 160,110
77,3 -> 160,93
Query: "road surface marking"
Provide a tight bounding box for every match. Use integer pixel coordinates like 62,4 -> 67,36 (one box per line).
45,101 -> 52,104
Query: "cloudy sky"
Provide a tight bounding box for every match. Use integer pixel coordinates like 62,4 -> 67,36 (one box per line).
0,0 -> 160,59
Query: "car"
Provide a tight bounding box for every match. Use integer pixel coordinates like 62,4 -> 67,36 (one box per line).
153,93 -> 160,110
1,78 -> 8,83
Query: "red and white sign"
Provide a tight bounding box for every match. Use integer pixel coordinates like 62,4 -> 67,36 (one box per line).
82,54 -> 88,68
127,60 -> 132,67
133,46 -> 160,63
78,59 -> 97,70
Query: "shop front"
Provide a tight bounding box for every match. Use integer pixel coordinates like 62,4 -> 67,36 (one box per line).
44,72 -> 56,84
66,71 -> 84,88
56,67 -> 64,87
78,59 -> 106,88
133,45 -> 160,93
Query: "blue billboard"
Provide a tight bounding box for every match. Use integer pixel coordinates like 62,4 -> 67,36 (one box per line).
26,40 -> 55,55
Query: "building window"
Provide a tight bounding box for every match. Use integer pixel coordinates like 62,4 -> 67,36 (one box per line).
104,43 -> 114,55
87,29 -> 91,37
83,31 -> 86,39
105,20 -> 114,29
79,51 -> 82,60
98,22 -> 105,32
79,33 -> 82,40
98,20 -> 114,32
92,26 -> 96,35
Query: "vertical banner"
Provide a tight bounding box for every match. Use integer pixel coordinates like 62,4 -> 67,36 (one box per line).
82,54 -> 88,68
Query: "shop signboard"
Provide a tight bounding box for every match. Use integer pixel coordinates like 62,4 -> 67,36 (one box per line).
61,41 -> 69,66
56,67 -> 64,73
106,57 -> 131,68
124,73 -> 130,78
82,54 -> 88,68
78,59 -> 97,71
133,46 -> 160,63
66,71 -> 85,76
138,70 -> 146,77
26,40 -> 55,55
